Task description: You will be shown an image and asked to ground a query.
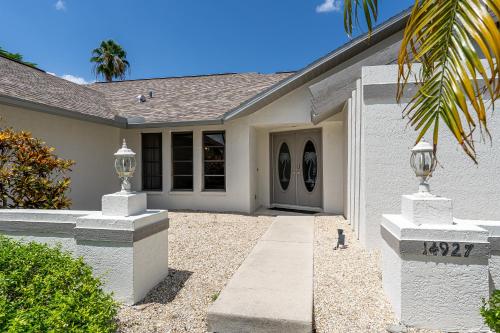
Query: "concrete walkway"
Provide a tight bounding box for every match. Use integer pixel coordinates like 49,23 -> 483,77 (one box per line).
207,216 -> 314,333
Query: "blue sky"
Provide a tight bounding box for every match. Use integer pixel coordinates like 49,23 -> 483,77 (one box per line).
0,0 -> 413,84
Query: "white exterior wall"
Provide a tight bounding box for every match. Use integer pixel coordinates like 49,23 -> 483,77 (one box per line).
356,65 -> 500,249
0,104 -> 120,210
121,120 -> 253,213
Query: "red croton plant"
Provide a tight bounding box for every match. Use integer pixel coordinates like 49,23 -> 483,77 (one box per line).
0,127 -> 74,209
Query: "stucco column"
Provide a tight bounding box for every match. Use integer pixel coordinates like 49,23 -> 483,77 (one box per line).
75,192 -> 169,305
381,193 -> 489,332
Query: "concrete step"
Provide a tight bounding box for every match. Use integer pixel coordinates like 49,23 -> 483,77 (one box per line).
207,216 -> 314,333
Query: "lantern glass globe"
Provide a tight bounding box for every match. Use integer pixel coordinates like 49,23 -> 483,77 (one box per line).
410,140 -> 436,193
114,139 -> 136,193
115,156 -> 136,178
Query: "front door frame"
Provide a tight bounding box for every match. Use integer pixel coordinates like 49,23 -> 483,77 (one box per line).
269,128 -> 323,212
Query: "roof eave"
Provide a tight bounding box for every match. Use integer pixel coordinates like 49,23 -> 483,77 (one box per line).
126,118 -> 224,128
0,94 -> 127,128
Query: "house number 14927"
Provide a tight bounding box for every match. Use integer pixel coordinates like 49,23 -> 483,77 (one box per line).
422,242 -> 474,257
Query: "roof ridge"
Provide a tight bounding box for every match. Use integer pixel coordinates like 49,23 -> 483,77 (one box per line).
90,71 -> 295,84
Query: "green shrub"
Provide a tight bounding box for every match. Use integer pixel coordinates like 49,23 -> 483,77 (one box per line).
0,235 -> 118,332
481,289 -> 500,332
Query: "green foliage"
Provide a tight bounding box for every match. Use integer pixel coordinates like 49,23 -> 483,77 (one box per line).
481,290 -> 500,332
0,127 -> 74,209
90,40 -> 130,82
0,235 -> 118,332
398,0 -> 499,163
0,46 -> 37,67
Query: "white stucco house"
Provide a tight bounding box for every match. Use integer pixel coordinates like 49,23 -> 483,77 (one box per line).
1,10 -> 498,249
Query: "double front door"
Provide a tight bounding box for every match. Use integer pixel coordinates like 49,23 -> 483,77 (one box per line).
271,129 -> 322,210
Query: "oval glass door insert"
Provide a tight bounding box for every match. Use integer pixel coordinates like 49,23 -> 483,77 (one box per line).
278,142 -> 291,190
302,140 -> 317,192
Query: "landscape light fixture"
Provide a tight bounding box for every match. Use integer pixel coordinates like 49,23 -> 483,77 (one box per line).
410,140 -> 436,193
114,139 -> 136,193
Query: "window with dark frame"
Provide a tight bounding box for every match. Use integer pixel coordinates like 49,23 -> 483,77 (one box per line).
203,131 -> 225,191
171,132 -> 193,191
142,133 -> 162,191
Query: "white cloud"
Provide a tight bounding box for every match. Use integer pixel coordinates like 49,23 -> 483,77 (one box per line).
60,74 -> 91,85
46,71 -> 92,85
55,0 -> 66,11
316,0 -> 341,13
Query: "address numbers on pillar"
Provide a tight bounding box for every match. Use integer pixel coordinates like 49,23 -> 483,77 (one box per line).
422,241 -> 474,257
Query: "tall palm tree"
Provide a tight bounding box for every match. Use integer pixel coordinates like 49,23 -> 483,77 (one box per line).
343,0 -> 499,163
90,40 -> 130,82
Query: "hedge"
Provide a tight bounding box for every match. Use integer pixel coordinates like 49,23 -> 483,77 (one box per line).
482,289 -> 500,332
0,235 -> 118,332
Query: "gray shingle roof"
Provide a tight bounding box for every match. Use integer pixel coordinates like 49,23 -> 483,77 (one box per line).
0,56 -> 117,120
89,72 -> 293,124
0,54 -> 292,125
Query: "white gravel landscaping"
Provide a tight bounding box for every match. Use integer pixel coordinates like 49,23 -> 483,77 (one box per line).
314,215 -> 439,333
117,212 -> 274,333
117,212 -> 439,333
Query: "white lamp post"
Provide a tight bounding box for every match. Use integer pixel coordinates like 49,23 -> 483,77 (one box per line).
114,139 -> 136,193
410,140 -> 436,193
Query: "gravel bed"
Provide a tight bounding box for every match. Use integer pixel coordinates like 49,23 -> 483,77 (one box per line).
117,212 -> 440,333
313,215 -> 440,333
117,212 -> 274,333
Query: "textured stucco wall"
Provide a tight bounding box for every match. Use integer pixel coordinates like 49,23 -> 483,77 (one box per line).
6,233 -> 75,252
464,219 -> 500,292
381,240 -> 402,318
381,212 -> 491,332
77,239 -> 135,302
0,104 -> 120,210
355,65 -> 500,249
133,229 -> 169,302
400,255 -> 488,331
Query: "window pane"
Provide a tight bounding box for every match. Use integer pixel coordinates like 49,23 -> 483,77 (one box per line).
204,176 -> 225,190
150,176 -> 162,190
143,133 -> 161,148
173,162 -> 193,175
203,133 -> 225,146
203,131 -> 225,190
172,133 -> 193,146
142,133 -> 162,191
173,176 -> 193,190
172,132 -> 193,191
173,147 -> 193,161
204,161 -> 224,175
204,147 -> 224,161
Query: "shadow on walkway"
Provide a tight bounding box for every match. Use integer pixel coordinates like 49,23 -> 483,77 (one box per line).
140,268 -> 193,304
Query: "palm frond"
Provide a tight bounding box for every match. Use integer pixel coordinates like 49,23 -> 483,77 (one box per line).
343,0 -> 378,36
397,0 -> 500,163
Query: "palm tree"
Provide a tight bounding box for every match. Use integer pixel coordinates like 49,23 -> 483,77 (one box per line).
344,0 -> 499,163
90,40 -> 130,82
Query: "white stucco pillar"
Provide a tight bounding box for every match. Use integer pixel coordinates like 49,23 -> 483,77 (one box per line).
381,193 -> 489,332
75,192 -> 169,305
